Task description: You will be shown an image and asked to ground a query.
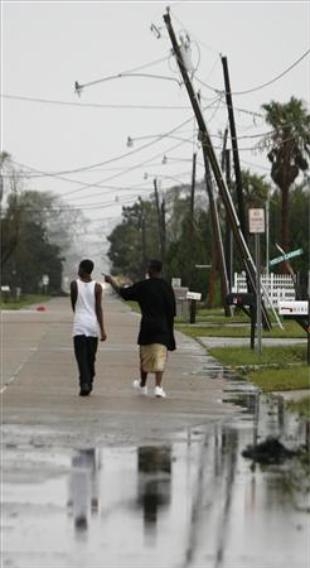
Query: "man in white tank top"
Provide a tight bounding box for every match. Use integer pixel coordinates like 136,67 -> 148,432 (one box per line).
70,259 -> 106,396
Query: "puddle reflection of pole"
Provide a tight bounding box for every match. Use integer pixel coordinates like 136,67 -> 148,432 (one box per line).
183,425 -> 239,568
183,428 -> 215,566
136,446 -> 172,539
213,428 -> 238,568
277,395 -> 285,434
67,449 -> 100,532
251,392 -> 260,473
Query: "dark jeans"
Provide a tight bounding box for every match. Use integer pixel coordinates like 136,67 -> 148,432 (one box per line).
74,335 -> 98,390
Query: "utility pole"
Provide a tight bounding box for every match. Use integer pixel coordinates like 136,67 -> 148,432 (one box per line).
221,127 -> 229,171
138,198 -> 147,269
225,149 -> 234,289
163,8 -> 271,329
153,178 -> 165,262
161,198 -> 166,262
163,13 -> 230,313
204,156 -> 232,316
221,56 -> 247,242
189,152 -> 197,238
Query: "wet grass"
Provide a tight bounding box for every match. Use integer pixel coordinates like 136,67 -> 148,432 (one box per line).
247,367 -> 310,392
192,307 -> 248,324
176,319 -> 305,339
208,344 -> 306,367
208,344 -> 309,392
0,295 -> 50,310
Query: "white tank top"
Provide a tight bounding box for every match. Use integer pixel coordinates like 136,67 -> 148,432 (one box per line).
72,279 -> 99,337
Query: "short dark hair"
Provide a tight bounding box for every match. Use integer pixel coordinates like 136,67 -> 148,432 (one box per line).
79,259 -> 94,275
148,259 -> 162,273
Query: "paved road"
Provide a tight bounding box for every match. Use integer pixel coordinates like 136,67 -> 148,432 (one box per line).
2,296 -> 308,568
1,294 -> 237,447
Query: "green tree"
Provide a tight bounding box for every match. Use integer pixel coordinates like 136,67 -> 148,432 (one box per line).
262,97 -> 310,262
165,207 -> 211,300
269,182 -> 309,294
107,198 -> 160,280
1,189 -> 79,293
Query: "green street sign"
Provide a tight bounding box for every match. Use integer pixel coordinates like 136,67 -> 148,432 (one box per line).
269,248 -> 303,266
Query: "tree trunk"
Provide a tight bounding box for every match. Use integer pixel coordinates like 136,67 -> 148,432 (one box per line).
280,185 -> 290,274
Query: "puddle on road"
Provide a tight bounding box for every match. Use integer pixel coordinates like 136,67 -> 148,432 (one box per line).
2,397 -> 309,568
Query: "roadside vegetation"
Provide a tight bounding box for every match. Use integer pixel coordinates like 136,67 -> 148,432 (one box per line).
176,313 -> 304,339
0,294 -> 50,310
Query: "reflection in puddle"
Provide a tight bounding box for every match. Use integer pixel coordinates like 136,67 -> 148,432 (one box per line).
137,446 -> 171,536
67,449 -> 100,532
2,400 -> 309,568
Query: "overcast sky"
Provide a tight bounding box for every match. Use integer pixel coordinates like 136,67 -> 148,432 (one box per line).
1,1 -> 309,268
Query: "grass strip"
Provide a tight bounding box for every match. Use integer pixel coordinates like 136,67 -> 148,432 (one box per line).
247,367 -> 310,392
208,345 -> 306,367
176,320 -> 305,339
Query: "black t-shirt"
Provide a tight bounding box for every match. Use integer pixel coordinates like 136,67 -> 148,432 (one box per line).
119,277 -> 176,350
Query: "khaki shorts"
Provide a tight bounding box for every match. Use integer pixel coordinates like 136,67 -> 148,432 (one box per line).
140,344 -> 168,373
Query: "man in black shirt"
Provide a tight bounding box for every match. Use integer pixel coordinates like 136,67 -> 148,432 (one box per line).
104,259 -> 176,398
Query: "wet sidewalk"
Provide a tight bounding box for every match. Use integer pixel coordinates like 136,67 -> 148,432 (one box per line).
1,295 -> 309,568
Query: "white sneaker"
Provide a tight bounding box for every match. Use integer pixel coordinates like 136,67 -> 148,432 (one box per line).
132,379 -> 148,396
154,386 -> 167,398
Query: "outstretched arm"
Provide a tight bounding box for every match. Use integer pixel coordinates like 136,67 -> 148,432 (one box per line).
104,274 -> 139,302
104,274 -> 120,295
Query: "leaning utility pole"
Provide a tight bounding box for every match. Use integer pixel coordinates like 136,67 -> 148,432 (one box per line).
189,152 -> 197,238
163,15 -> 230,311
224,149 -> 234,288
163,8 -> 271,329
221,55 -> 247,242
205,156 -> 232,316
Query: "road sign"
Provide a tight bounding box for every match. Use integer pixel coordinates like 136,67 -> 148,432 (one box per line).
249,208 -> 265,234
269,248 -> 303,266
42,274 -> 50,286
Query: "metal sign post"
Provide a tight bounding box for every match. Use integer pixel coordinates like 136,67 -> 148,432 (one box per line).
249,209 -> 265,354
308,271 -> 310,366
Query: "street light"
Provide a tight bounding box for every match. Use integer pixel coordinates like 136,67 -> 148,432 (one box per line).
126,133 -> 193,147
143,172 -> 185,186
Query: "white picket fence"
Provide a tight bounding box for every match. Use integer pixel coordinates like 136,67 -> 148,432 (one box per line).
232,272 -> 296,308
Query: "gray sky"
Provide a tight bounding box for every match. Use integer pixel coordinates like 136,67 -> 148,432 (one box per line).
1,1 -> 309,259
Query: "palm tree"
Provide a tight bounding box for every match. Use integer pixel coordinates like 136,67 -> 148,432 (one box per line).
262,98 -> 310,265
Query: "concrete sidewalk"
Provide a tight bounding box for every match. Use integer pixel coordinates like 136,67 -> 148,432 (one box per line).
1,294 -> 237,447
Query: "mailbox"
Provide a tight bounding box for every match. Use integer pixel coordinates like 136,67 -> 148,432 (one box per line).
226,293 -> 255,307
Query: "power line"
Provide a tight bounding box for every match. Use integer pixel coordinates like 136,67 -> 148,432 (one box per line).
195,47 -> 310,96
47,99 -> 222,198
1,93 -> 189,111
11,112 -> 201,179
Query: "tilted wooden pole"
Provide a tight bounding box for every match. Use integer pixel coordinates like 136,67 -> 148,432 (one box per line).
163,9 -> 271,328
